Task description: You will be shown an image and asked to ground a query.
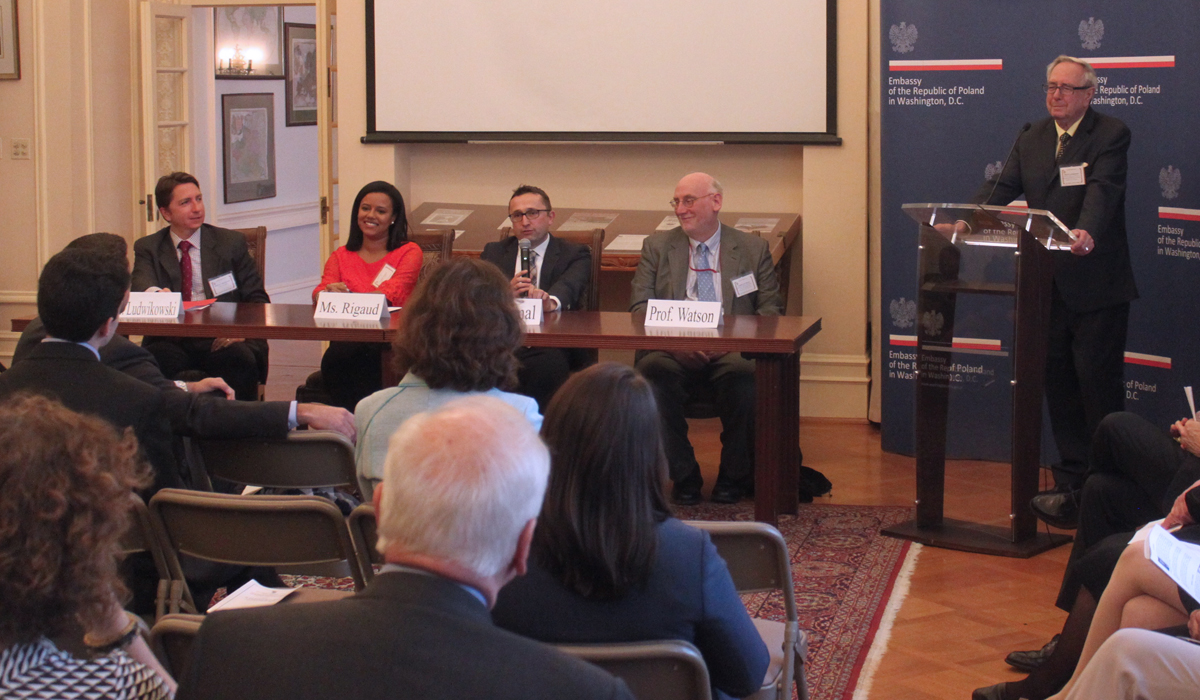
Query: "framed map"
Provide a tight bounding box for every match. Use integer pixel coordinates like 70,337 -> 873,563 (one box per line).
222,93 -> 277,203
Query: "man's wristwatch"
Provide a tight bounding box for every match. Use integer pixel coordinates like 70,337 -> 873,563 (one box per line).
174,380 -> 189,392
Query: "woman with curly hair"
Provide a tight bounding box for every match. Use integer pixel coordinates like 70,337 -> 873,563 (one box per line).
491,363 -> 769,700
0,394 -> 176,698
354,257 -> 541,499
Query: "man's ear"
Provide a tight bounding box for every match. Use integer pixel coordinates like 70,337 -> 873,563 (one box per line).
511,517 -> 537,577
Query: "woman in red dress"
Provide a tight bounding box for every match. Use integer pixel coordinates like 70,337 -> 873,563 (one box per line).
312,181 -> 422,410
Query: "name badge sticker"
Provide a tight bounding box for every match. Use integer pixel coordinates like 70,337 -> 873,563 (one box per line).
371,264 -> 396,288
731,273 -> 758,298
515,298 -> 544,326
208,271 -> 237,297
1059,164 -> 1086,187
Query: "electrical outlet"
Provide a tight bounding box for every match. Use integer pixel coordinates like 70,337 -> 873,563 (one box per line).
11,138 -> 31,160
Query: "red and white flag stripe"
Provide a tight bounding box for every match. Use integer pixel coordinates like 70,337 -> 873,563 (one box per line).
888,59 -> 1002,71
888,335 -> 1003,351
1089,56 -> 1175,69
1159,207 -> 1200,222
1125,352 -> 1171,369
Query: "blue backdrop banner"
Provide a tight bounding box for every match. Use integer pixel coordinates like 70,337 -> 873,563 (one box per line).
880,1 -> 1200,460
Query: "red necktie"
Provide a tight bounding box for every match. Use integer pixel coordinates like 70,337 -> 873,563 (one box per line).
178,240 -> 193,301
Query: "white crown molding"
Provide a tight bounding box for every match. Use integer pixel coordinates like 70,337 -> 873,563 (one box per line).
214,201 -> 321,231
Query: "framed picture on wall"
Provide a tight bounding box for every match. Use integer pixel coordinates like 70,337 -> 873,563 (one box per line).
0,0 -> 20,80
284,23 -> 317,126
222,93 -> 277,203
214,7 -> 283,79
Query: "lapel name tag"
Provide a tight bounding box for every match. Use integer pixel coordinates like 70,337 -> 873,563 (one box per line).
371,264 -> 396,288
208,271 -> 237,297
644,299 -> 723,328
515,298 -> 544,326
1059,164 -> 1086,187
731,272 -> 758,298
314,292 -> 389,320
121,292 -> 181,319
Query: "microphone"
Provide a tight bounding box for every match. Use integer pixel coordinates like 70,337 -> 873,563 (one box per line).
983,122 -> 1031,207
518,238 -> 532,298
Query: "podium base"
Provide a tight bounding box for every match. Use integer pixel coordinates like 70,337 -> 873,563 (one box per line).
881,518 -> 1070,558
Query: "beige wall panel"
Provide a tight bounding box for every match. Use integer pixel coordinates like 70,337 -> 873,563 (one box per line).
91,0 -> 135,241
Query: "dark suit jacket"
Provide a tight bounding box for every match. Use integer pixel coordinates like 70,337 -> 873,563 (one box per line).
493,518 -> 770,699
974,108 -> 1137,313
482,235 -> 592,311
13,318 -> 289,439
178,571 -> 635,700
630,223 -> 784,316
0,342 -> 181,495
132,224 -> 269,303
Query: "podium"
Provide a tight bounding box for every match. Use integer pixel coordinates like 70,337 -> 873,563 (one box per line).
882,203 -> 1076,557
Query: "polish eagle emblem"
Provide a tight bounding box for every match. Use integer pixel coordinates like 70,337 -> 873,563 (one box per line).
889,297 -> 916,328
920,310 -> 944,338
1078,17 -> 1104,51
889,22 -> 917,54
1160,166 -> 1182,200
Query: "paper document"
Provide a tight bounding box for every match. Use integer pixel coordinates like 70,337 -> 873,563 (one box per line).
420,208 -> 472,226
734,217 -> 779,233
606,234 -> 648,252
1186,386 -> 1196,419
207,579 -> 296,612
1130,518 -> 1164,548
557,212 -> 618,231
183,299 -> 216,311
1147,525 -> 1200,604
656,215 -> 680,231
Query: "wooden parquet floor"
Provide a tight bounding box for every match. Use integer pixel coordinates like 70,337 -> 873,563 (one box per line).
265,341 -> 1073,700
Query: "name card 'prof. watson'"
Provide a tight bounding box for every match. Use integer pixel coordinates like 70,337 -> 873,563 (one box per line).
120,291 -> 182,320
643,299 -> 723,329
313,292 -> 389,321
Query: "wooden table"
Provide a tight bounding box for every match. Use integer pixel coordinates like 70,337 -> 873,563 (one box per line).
13,304 -> 821,524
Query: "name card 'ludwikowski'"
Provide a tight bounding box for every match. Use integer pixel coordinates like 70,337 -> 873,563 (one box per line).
314,292 -> 389,320
515,298 -> 544,326
120,292 -> 181,320
643,299 -> 723,329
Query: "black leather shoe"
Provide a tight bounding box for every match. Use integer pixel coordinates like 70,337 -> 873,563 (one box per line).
709,484 -> 745,504
971,682 -> 1019,700
671,483 -> 702,507
1004,634 -> 1059,672
1030,489 -> 1081,529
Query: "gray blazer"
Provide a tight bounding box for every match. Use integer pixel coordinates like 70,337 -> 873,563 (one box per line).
630,223 -> 783,316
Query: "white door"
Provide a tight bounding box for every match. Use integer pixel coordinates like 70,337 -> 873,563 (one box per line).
137,2 -> 193,237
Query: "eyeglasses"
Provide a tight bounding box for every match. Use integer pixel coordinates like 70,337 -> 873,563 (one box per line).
669,193 -> 717,209
1042,83 -> 1091,95
509,208 -> 550,222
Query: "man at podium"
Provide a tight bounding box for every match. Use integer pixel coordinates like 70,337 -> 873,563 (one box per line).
972,55 -> 1137,524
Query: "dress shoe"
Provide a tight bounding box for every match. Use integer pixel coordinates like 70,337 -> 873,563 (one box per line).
971,682 -> 1024,700
1030,489 -> 1081,529
1004,634 -> 1059,672
709,484 -> 745,504
671,483 -> 702,507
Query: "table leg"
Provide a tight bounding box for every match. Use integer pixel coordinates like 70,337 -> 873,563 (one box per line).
754,352 -> 800,524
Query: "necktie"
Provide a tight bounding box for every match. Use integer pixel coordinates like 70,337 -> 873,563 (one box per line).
529,250 -> 539,290
178,240 -> 194,302
1056,133 -> 1071,163
695,243 -> 717,302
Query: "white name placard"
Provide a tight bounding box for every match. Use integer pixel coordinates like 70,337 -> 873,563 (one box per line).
314,292 -> 389,320
643,299 -> 723,328
515,297 -> 544,326
121,292 -> 181,319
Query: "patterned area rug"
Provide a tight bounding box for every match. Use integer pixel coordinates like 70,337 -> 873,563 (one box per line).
278,502 -> 914,700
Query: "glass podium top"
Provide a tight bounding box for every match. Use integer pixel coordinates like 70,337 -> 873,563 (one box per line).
902,203 -> 1075,251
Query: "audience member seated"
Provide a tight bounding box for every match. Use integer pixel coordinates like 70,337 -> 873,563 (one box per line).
0,394 -> 176,699
133,171 -> 270,401
14,233 -> 355,442
354,258 -> 541,499
177,396 -> 634,700
1061,627 -> 1200,700
631,172 -> 784,506
481,184 -> 592,411
974,412 -> 1200,700
313,181 -> 423,410
492,362 -> 770,700
1048,522 -> 1200,699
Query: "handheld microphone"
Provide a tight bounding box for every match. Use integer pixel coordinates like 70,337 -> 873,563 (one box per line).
984,122 -> 1031,206
518,238 -> 532,298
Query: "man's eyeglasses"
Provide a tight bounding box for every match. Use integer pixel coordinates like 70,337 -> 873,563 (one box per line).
1042,83 -> 1091,95
509,209 -> 550,222
669,193 -> 717,209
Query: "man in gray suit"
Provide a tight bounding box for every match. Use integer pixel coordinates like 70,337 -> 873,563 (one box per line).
179,396 -> 633,700
631,172 -> 783,505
